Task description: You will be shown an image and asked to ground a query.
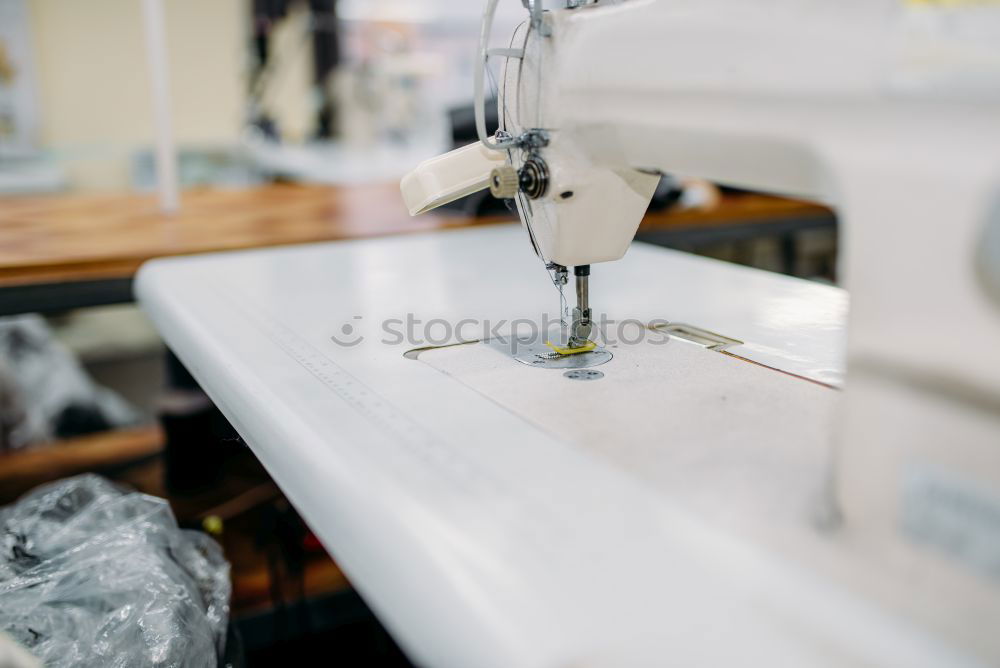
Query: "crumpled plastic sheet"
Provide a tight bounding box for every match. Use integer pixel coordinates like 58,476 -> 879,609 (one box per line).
0,475 -> 231,667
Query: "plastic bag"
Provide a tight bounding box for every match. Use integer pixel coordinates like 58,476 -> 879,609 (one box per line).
0,315 -> 137,451
0,475 -> 230,667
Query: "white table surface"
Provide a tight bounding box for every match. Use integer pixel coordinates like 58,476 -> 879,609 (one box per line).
136,224 -> 973,668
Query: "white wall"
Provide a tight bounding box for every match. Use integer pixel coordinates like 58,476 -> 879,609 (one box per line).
28,0 -> 245,191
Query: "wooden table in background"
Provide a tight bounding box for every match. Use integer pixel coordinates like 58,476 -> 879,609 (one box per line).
0,183 -> 504,315
0,182 -> 833,316
635,191 -> 836,273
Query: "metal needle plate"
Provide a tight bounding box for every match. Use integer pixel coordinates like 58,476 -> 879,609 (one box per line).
487,335 -> 612,369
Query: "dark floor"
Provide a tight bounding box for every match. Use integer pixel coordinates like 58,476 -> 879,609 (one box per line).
236,590 -> 414,668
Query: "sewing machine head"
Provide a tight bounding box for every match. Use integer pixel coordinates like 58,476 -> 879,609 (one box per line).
402,1 -> 659,271
401,0 -> 661,353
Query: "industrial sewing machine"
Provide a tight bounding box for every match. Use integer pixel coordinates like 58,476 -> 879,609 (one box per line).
402,0 -> 1000,660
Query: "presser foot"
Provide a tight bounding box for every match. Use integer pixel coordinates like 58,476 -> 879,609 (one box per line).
545,339 -> 597,356
487,335 -> 612,369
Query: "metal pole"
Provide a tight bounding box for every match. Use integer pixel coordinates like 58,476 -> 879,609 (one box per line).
141,0 -> 179,214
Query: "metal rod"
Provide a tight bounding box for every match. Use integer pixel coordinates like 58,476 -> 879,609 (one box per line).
575,273 -> 589,314
141,0 -> 179,214
568,265 -> 593,348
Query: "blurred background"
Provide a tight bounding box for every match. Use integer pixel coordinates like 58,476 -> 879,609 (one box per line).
0,0 -> 530,192
0,1 -> 838,665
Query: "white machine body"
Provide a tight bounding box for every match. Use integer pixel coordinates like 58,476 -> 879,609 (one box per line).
496,14 -> 662,267
402,0 -> 1000,658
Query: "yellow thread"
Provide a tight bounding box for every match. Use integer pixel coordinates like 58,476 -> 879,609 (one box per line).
545,340 -> 597,355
